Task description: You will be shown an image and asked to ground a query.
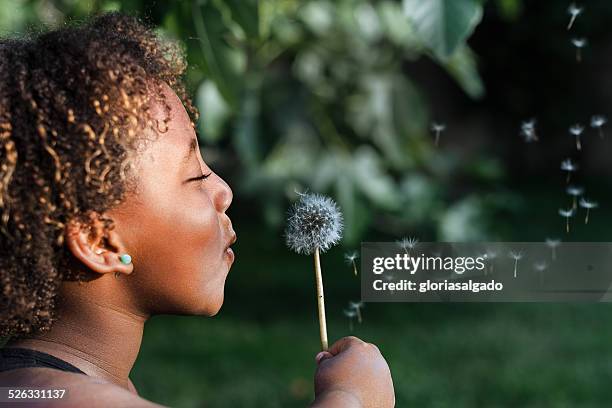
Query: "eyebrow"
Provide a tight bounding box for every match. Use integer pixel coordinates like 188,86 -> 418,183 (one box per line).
182,138 -> 198,164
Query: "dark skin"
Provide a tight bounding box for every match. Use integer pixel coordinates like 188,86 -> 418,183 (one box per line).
0,83 -> 394,407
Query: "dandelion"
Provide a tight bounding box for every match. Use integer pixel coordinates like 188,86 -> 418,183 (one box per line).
558,207 -> 576,233
344,251 -> 359,276
590,115 -> 607,139
545,238 -> 561,261
285,192 -> 344,350
348,301 -> 365,323
343,308 -> 358,332
520,119 -> 538,143
579,197 -> 598,224
571,37 -> 587,62
533,261 -> 548,287
396,236 -> 418,256
567,3 -> 583,30
569,124 -> 585,150
566,185 -> 584,209
561,158 -> 578,184
485,249 -> 498,275
509,250 -> 523,278
430,122 -> 446,147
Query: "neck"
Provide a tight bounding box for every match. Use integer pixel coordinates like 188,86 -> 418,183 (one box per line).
6,279 -> 148,390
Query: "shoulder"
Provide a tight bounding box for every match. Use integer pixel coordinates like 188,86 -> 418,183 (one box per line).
0,368 -> 164,407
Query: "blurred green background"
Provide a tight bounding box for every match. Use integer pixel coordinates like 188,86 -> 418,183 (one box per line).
3,0 -> 612,406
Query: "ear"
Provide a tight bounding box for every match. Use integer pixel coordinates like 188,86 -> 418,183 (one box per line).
64,212 -> 134,278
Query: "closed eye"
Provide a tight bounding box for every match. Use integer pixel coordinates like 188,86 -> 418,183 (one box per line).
188,172 -> 212,182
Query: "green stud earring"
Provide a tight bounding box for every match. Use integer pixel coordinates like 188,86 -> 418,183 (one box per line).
119,254 -> 132,265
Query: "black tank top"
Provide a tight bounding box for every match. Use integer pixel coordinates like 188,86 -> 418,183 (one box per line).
0,347 -> 86,375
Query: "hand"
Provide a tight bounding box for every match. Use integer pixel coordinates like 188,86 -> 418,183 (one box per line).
311,336 -> 395,407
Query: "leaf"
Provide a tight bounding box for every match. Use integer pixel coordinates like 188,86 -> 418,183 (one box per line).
351,146 -> 401,211
191,0 -> 246,107
196,80 -> 232,143
402,0 -> 483,61
444,45 -> 485,99
213,0 -> 260,39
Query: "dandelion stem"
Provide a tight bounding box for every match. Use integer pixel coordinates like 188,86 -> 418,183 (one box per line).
352,260 -> 358,276
568,15 -> 577,30
566,172 -> 571,184
313,247 -> 328,351
576,136 -> 581,150
585,208 -> 590,224
435,132 -> 440,147
573,197 -> 577,210
576,48 -> 582,62
552,247 -> 556,261
514,259 -> 518,278
566,217 -> 570,233
355,307 -> 362,324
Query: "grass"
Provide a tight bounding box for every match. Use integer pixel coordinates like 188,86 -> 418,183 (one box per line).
132,180 -> 612,407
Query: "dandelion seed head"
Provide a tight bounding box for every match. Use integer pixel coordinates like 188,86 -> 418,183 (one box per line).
344,251 -> 359,264
569,124 -> 585,136
559,207 -> 576,217
591,115 -> 607,128
534,261 -> 548,271
568,3 -> 583,16
579,197 -> 598,209
343,308 -> 358,318
545,238 -> 561,247
396,236 -> 419,250
571,37 -> 587,48
285,192 -> 344,255
566,185 -> 585,196
509,250 -> 523,260
349,301 -> 364,310
431,122 -> 446,132
485,249 -> 498,259
561,158 -> 578,172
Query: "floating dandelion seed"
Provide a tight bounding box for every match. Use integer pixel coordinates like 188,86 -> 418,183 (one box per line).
397,236 -> 418,255
430,122 -> 446,147
558,207 -> 576,233
533,261 -> 548,287
567,3 -> 583,30
561,158 -> 578,184
285,192 -> 343,351
545,238 -> 561,260
485,249 -> 498,275
520,119 -> 538,143
566,185 -> 585,209
571,37 -> 587,62
569,124 -> 585,150
343,308 -> 358,332
579,197 -> 598,224
344,251 -> 359,276
348,301 -> 364,323
509,250 -> 523,278
590,115 -> 607,139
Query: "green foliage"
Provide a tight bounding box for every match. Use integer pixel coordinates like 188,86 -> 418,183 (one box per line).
0,0 -> 504,245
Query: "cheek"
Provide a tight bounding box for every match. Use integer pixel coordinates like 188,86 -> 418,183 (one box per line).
131,190 -> 227,313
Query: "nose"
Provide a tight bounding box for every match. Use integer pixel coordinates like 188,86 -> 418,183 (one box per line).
214,173 -> 233,214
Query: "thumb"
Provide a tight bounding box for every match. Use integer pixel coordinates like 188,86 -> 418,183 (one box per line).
315,351 -> 333,365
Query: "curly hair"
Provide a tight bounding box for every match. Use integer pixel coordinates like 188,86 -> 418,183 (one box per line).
0,12 -> 199,338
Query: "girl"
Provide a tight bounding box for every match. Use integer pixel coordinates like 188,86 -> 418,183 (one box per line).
0,12 -> 394,407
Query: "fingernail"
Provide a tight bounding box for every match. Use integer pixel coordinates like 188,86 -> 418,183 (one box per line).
315,352 -> 326,364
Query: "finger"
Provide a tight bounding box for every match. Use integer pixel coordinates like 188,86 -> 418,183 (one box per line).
315,351 -> 333,364
327,336 -> 364,355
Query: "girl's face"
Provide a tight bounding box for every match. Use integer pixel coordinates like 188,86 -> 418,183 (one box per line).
108,83 -> 235,317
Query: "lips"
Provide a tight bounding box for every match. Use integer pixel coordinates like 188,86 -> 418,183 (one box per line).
224,231 -> 237,264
